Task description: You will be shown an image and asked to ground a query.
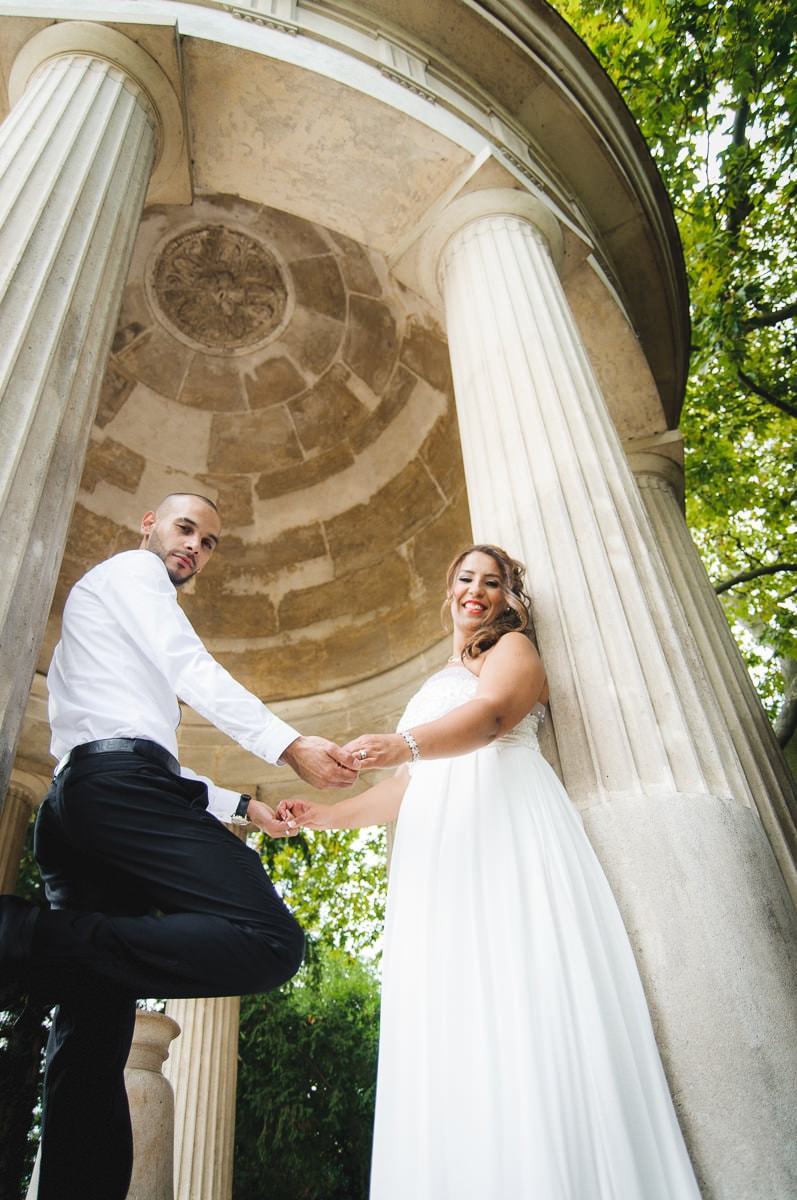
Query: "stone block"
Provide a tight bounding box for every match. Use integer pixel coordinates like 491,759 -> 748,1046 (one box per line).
208,407 -> 302,474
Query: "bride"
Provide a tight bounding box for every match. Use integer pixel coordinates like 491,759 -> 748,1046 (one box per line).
281,543 -> 701,1199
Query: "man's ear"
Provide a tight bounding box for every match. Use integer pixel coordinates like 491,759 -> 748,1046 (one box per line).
140,510 -> 156,543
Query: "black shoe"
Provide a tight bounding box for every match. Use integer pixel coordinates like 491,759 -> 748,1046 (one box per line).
0,894 -> 39,1010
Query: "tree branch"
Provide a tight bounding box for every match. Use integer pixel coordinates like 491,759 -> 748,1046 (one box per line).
725,96 -> 752,242
743,302 -> 797,330
737,367 -> 797,420
715,563 -> 797,594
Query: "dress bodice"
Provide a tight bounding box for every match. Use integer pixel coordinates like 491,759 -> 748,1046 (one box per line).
397,665 -> 545,752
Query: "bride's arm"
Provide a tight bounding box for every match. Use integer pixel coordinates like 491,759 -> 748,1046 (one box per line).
277,769 -> 409,831
345,632 -> 546,770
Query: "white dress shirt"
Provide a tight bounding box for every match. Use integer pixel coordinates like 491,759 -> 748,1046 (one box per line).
48,549 -> 301,821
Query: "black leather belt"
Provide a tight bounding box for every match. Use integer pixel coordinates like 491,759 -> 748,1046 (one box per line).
55,738 -> 180,777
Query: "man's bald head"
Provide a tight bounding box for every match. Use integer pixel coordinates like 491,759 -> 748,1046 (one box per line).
140,494 -> 222,586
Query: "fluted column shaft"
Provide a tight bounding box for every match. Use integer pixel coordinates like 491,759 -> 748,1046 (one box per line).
0,46 -> 158,808
436,196 -> 797,1198
164,997 -> 241,1200
630,449 -> 797,902
441,209 -> 747,805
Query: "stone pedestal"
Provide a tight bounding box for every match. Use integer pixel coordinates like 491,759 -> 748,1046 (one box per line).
26,1010 -> 181,1200
124,1011 -> 182,1200
429,188 -> 797,1197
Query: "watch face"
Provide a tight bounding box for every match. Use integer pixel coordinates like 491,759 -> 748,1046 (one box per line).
230,814 -> 249,825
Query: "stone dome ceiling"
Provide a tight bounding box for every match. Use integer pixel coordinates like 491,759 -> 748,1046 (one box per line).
41,193 -> 472,705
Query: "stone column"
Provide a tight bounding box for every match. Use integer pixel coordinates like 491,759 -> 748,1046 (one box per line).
164,997 -> 241,1200
627,439 -> 797,904
0,777 -> 42,891
424,188 -> 797,1197
0,21 -> 186,811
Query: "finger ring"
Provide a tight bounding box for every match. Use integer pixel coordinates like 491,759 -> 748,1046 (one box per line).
358,749 -> 367,760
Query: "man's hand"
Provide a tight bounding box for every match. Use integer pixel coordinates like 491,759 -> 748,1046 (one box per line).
247,797 -> 300,838
280,735 -> 360,789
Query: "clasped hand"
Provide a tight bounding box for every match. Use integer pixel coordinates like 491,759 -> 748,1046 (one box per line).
342,732 -> 411,770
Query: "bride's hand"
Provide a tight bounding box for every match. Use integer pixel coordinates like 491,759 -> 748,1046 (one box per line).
276,797 -> 334,831
343,734 -> 413,770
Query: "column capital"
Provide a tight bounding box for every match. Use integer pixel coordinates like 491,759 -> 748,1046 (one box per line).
9,20 -> 190,203
6,771 -> 48,810
624,430 -> 685,508
417,187 -> 565,308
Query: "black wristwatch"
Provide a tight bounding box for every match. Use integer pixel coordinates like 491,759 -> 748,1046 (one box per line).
230,793 -> 252,826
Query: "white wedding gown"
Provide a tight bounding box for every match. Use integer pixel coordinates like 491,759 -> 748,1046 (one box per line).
369,666 -> 701,1199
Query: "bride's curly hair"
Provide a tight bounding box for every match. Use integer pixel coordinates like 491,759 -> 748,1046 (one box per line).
440,543 -> 534,659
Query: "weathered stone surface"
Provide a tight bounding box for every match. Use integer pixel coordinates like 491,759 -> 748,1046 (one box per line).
411,494 -> 474,595
208,408 -> 302,473
95,361 -> 137,428
278,553 -> 411,632
289,367 -> 368,454
251,204 -> 330,262
349,362 -> 415,454
255,442 -> 356,498
400,320 -> 453,393
112,319 -> 149,356
80,437 -> 146,495
329,228 -> 382,296
290,254 -> 346,322
279,305 -> 344,375
180,355 -> 248,411
224,523 -> 328,573
245,354 -> 306,409
118,323 -> 193,401
384,599 -> 446,664
222,637 -> 327,698
220,614 -> 412,697
200,477 -> 253,528
343,294 -> 398,394
420,402 -> 465,499
181,591 -> 279,640
325,460 -> 443,565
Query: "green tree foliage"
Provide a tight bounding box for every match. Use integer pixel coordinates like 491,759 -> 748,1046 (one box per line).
552,0 -> 797,739
233,945 -> 381,1200
231,825 -> 387,1196
257,823 -> 387,960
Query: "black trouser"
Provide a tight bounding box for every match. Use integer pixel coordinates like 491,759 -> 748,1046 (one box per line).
31,750 -> 304,1200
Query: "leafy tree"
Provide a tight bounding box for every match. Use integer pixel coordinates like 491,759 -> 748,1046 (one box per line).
233,945 -> 381,1200
231,826 -> 387,1196
552,0 -> 797,746
257,824 -> 387,960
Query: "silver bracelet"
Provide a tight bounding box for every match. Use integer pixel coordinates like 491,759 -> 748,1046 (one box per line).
400,730 -> 420,764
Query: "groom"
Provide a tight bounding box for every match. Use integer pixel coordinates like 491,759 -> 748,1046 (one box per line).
0,492 -> 360,1200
